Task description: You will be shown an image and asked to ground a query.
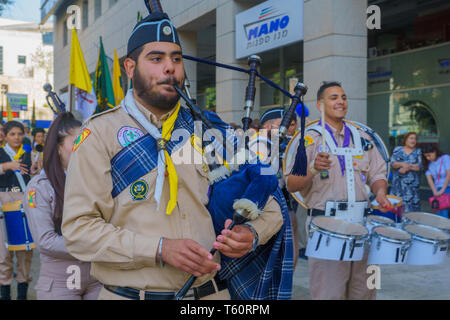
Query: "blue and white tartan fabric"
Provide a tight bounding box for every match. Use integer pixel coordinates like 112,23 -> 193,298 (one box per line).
217,187 -> 294,300
110,106 -> 232,197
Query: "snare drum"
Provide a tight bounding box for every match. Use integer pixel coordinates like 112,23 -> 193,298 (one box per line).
403,212 -> 450,234
403,224 -> 449,265
367,226 -> 411,265
306,216 -> 369,261
371,195 -> 404,223
365,215 -> 395,234
1,200 -> 35,251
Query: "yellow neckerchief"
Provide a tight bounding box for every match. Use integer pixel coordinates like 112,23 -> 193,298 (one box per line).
161,102 -> 181,215
13,144 -> 25,160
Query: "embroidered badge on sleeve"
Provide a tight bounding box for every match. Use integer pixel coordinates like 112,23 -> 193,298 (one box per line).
72,128 -> 91,151
28,189 -> 36,208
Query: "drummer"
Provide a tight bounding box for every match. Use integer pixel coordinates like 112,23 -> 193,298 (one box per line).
285,81 -> 391,300
0,121 -> 37,300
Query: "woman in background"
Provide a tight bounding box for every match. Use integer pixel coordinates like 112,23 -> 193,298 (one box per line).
422,144 -> 450,218
390,132 -> 422,212
24,112 -> 101,299
0,121 -> 36,300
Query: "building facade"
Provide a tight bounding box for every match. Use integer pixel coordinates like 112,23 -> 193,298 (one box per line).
0,18 -> 54,124
43,0 -> 450,154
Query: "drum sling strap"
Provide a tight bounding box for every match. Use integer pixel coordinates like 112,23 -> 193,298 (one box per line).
310,123 -> 363,205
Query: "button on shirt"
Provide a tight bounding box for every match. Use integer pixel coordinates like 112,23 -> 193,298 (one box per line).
285,121 -> 387,211
62,98 -> 283,292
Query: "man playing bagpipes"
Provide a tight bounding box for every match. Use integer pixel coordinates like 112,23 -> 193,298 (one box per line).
62,10 -> 293,300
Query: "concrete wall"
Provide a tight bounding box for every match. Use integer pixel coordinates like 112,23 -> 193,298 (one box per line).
303,0 -> 368,124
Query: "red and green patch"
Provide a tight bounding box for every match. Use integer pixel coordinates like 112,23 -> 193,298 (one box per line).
72,128 -> 91,151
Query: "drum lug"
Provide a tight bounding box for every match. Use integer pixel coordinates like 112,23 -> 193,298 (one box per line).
376,239 -> 381,250
326,236 -> 330,247
349,238 -> 355,252
433,244 -> 438,255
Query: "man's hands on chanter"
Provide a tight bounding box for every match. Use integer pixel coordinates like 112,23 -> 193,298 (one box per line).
213,219 -> 255,258
160,239 -> 220,278
159,219 -> 255,277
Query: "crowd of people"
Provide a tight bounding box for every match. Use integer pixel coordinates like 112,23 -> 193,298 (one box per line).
0,10 -> 448,302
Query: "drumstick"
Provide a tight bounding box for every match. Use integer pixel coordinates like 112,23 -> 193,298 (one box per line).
320,101 -> 329,179
320,101 -> 326,152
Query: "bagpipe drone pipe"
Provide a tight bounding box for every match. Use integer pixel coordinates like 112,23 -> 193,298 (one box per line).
144,0 -> 309,300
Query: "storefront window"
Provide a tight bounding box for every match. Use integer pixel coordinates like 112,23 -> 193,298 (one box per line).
389,99 -> 438,149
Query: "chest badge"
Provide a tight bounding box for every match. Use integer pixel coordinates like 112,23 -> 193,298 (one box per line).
130,179 -> 149,201
117,127 -> 144,147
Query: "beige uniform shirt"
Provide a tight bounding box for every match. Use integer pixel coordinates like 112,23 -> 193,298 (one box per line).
285,121 -> 387,210
62,99 -> 283,292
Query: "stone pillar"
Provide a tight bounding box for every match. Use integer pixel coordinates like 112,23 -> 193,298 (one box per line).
178,31 -> 198,101
216,1 -> 258,124
303,0 -> 368,124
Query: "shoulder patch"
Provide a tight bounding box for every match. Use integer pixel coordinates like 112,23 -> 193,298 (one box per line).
117,126 -> 145,147
304,135 -> 314,146
72,128 -> 91,151
28,189 -> 36,208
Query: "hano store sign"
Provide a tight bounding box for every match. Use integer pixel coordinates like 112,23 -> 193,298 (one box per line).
235,0 -> 303,59
6,93 -> 28,111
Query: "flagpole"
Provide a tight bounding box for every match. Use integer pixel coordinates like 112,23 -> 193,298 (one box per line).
69,83 -> 74,113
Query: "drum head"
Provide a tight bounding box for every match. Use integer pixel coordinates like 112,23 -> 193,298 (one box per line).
404,224 -> 450,241
313,216 -> 368,236
367,215 -> 394,225
374,226 -> 411,240
404,212 -> 450,232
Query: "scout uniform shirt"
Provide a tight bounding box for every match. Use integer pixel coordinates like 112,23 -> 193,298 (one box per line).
62,97 -> 283,292
285,121 -> 387,211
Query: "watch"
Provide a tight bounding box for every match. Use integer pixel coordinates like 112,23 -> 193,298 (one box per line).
243,223 -> 259,252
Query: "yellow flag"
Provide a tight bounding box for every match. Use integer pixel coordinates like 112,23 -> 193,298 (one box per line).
112,49 -> 124,105
6,99 -> 13,121
69,28 -> 92,93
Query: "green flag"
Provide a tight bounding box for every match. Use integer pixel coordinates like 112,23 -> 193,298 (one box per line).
93,37 -> 115,114
31,100 -> 36,130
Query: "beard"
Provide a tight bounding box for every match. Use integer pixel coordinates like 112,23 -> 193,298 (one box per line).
133,66 -> 181,111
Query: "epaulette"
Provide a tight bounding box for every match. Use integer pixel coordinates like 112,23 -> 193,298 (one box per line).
81,105 -> 122,128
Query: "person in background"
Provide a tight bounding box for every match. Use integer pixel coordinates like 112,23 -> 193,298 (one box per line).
390,132 -> 422,212
32,128 -> 46,149
31,128 -> 46,174
0,123 -> 5,147
0,121 -> 37,300
23,124 -> 32,146
24,112 -> 101,299
422,144 -> 450,218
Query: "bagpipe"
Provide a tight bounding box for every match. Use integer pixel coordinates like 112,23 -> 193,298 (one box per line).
148,0 -> 312,300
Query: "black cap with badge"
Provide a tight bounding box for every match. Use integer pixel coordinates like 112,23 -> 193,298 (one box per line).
127,12 -> 181,56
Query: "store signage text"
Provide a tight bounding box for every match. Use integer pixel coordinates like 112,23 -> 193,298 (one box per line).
246,15 -> 290,50
235,0 -> 303,59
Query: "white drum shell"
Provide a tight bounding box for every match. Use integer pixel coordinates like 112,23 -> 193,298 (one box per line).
306,228 -> 366,261
406,238 -> 448,265
367,232 -> 410,265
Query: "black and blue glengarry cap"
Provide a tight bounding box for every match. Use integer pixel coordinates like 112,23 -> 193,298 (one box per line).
127,12 -> 181,56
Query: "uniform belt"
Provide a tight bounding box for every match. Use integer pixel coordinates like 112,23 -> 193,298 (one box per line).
103,274 -> 227,300
308,209 -> 325,216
